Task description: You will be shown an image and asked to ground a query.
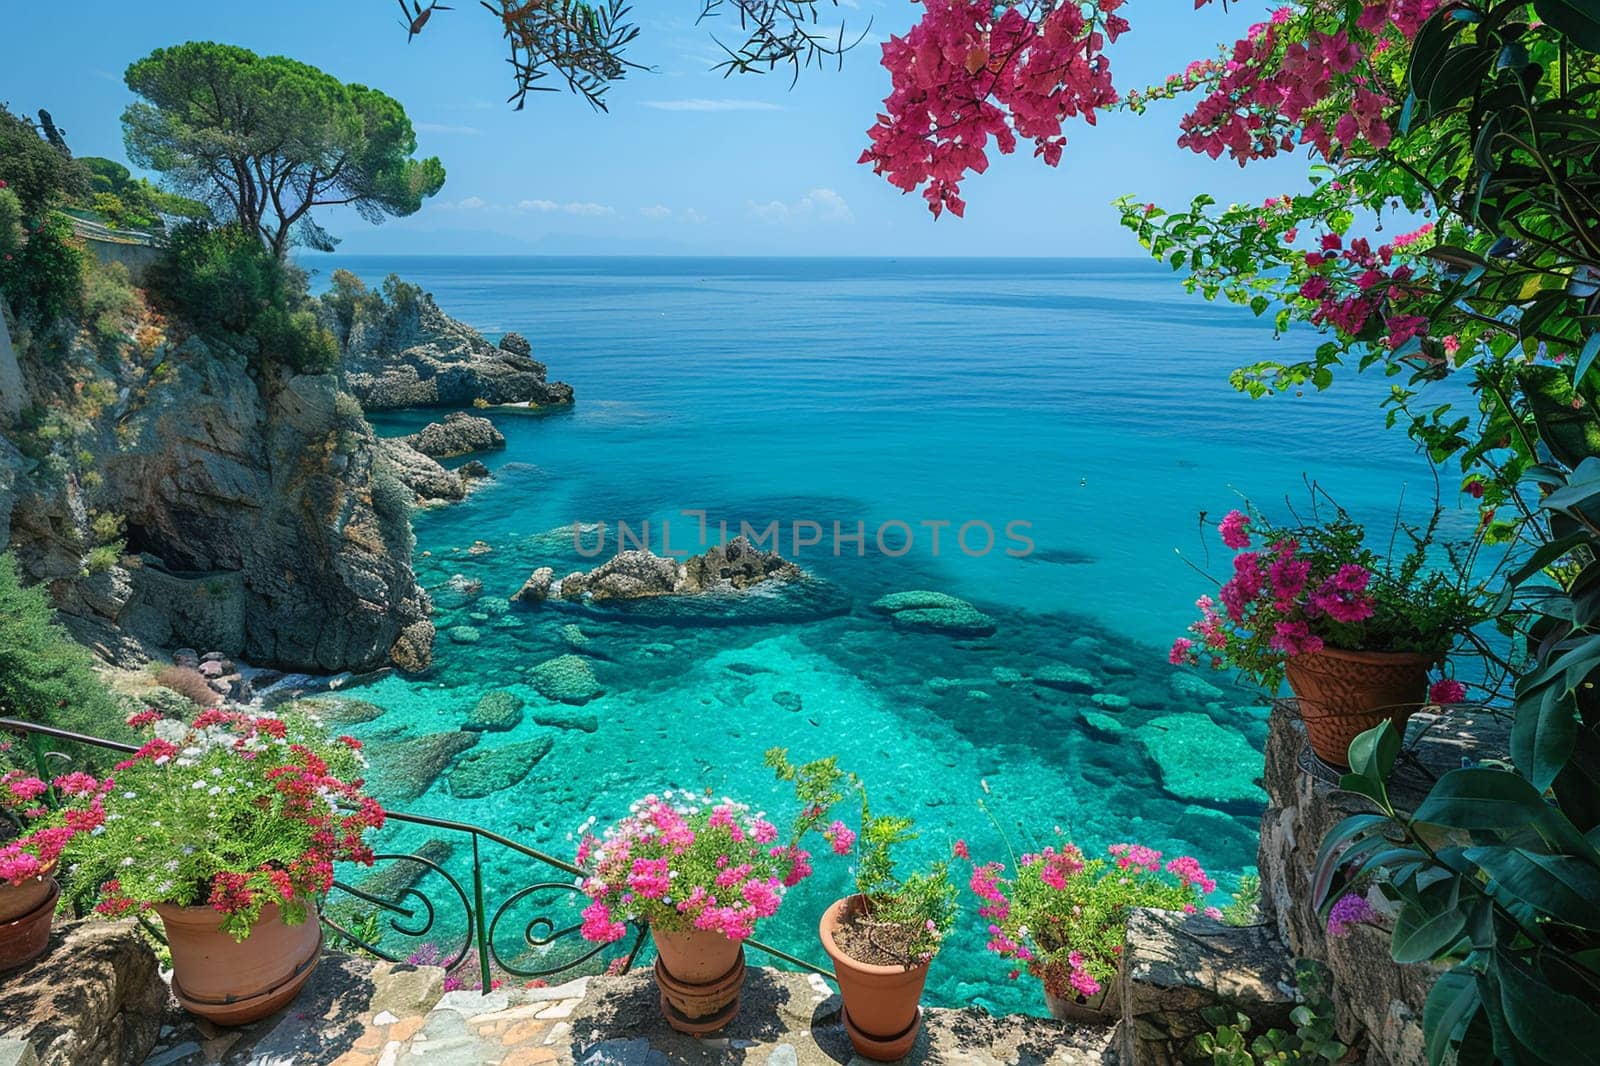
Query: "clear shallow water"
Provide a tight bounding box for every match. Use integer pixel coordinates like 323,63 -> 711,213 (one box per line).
312,255 -> 1445,1013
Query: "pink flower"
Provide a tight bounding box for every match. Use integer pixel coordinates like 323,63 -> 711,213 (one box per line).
580,900 -> 627,943
823,820 -> 856,857
1165,855 -> 1217,894
1169,637 -> 1196,665
952,839 -> 970,860
1326,893 -> 1377,936
1218,510 -> 1252,549
1429,678 -> 1467,705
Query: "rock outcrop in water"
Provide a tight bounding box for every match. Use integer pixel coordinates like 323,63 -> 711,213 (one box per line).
404,412 -> 505,458
329,281 -> 573,411
555,537 -> 803,602
0,299 -> 435,674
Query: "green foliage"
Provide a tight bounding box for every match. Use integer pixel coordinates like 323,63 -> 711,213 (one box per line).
78,155 -> 209,228
151,222 -> 337,374
0,188 -> 24,267
122,42 -> 444,255
1319,719 -> 1600,1066
1191,961 -> 1347,1064
1117,8 -> 1600,1061
0,104 -> 87,214
780,745 -> 953,960
322,269 -> 384,346
1222,872 -> 1262,927
63,707 -> 375,939
0,551 -> 125,737
81,259 -> 140,348
0,210 -> 85,328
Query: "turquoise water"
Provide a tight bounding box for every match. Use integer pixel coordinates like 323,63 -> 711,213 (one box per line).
314,256 -> 1443,1013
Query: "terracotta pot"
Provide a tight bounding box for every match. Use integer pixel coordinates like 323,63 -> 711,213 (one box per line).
0,860 -> 57,924
1285,647 -> 1435,768
156,899 -> 323,1026
0,877 -> 59,972
1041,963 -> 1120,1025
819,895 -> 931,1061
651,927 -> 745,1034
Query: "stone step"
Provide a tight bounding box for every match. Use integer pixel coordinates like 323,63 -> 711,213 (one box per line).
1119,907 -> 1298,1065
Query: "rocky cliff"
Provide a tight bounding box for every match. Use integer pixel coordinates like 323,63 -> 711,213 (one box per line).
0,298 -> 435,675
331,280 -> 573,411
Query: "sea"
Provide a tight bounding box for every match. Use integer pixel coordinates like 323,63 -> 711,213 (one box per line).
311,255 -> 1454,1014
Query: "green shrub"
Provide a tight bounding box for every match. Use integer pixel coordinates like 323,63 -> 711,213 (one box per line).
82,259 -> 140,347
250,304 -> 337,374
151,222 -> 336,373
0,210 -> 85,328
83,543 -> 123,574
0,187 -> 23,266
322,269 -> 383,346
0,551 -> 126,737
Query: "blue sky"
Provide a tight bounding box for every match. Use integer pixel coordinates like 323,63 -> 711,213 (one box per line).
1,1 -> 1312,256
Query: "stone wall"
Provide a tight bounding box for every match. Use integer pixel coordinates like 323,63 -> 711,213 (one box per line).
1256,703 -> 1508,1066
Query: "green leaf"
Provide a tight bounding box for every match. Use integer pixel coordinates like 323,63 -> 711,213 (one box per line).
1578,333 -> 1600,385
1495,956 -> 1600,1064
1349,720 -> 1402,786
1512,684 -> 1579,792
1392,884 -> 1469,963
1413,768 -> 1551,831
1425,970 -> 1481,1066
1312,814 -> 1392,911
1534,0 -> 1600,52
1466,846 -> 1600,927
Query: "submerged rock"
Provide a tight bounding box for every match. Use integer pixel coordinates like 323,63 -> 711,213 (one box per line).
449,736 -> 554,798
871,590 -> 997,637
404,412 -> 506,459
530,706 -> 600,733
529,654 -> 604,704
1033,664 -> 1096,693
278,696 -> 385,726
1082,711 -> 1127,736
1171,672 -> 1226,702
465,689 -> 525,732
368,730 -> 480,802
772,690 -> 803,713
1091,692 -> 1132,712
1137,714 -> 1267,807
446,625 -> 481,645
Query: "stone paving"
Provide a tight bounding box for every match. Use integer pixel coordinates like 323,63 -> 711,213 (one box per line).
136,957 -> 1118,1066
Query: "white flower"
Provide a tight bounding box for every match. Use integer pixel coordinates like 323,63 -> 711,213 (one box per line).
122,791 -> 137,799
120,857 -> 135,867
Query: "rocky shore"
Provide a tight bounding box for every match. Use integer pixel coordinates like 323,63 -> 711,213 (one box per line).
0,271 -> 564,680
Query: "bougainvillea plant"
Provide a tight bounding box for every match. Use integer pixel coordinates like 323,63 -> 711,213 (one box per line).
0,741 -> 110,886
575,750 -> 847,944
64,707 -> 383,940
1174,498 -> 1489,692
965,837 -> 1219,1003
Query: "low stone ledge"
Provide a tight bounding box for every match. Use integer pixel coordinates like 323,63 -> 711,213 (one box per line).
0,918 -> 165,1066
1257,704 -> 1508,1066
143,953 -> 446,1065
565,966 -> 1118,1065
1119,908 -> 1297,1066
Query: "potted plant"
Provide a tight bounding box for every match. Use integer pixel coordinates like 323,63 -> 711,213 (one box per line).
575,750 -> 844,1035
965,837 -> 1219,1023
813,767 -> 958,1061
65,707 -> 384,1025
1172,500 -> 1485,767
0,748 -> 110,970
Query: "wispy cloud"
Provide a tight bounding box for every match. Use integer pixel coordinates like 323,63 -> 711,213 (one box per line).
683,208 -> 707,224
639,204 -> 673,220
439,195 -> 489,210
641,98 -> 783,112
519,199 -> 616,217
749,188 -> 855,224
416,122 -> 483,135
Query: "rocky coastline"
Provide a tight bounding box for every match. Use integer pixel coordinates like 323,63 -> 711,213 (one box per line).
0,272 -> 568,684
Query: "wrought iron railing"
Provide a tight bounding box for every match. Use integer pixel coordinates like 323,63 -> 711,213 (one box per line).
0,717 -> 832,993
